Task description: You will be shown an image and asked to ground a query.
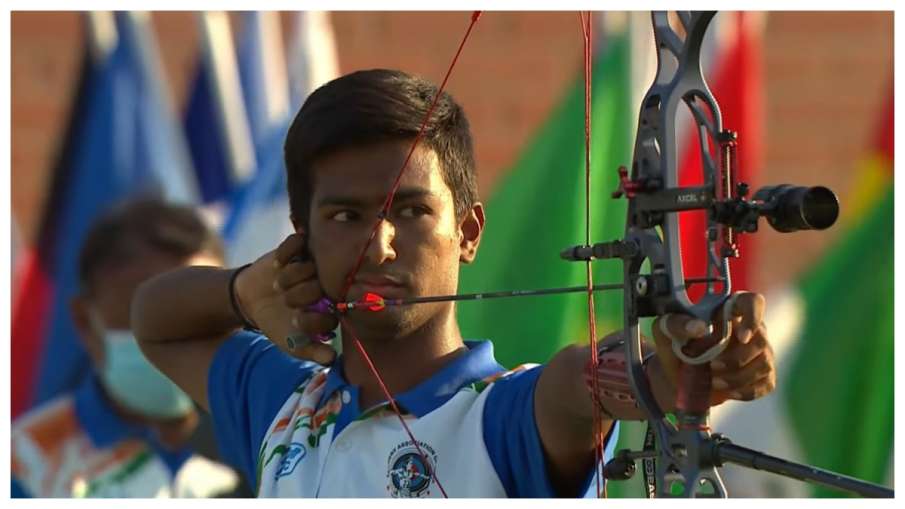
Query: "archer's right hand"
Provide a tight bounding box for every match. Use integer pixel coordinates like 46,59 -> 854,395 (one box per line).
235,233 -> 338,365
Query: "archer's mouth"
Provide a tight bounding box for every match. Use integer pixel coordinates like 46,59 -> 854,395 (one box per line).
351,276 -> 408,300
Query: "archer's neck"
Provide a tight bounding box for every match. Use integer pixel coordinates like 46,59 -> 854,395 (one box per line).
340,306 -> 467,408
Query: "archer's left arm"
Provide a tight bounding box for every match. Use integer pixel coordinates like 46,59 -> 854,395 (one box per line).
534,291 -> 775,495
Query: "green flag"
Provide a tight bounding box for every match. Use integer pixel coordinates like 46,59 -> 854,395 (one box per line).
456,21 -> 655,499
783,185 -> 894,496
458,31 -> 631,368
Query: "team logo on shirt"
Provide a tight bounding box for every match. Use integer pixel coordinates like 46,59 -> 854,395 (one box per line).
274,442 -> 307,479
386,440 -> 438,498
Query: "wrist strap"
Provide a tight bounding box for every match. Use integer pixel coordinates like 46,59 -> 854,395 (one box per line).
228,264 -> 261,332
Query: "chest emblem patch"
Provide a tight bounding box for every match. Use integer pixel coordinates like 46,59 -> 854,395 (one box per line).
386,440 -> 438,498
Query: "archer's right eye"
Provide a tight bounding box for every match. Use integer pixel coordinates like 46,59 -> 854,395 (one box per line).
329,210 -> 359,222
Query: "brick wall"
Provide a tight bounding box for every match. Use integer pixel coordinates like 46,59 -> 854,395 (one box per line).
10,11 -> 893,290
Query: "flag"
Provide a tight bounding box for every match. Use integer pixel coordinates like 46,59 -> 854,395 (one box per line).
12,219 -> 22,294
711,84 -> 894,497
11,12 -> 198,416
677,12 -> 765,299
183,11 -> 256,206
287,11 -> 339,112
235,12 -> 289,155
222,11 -> 340,266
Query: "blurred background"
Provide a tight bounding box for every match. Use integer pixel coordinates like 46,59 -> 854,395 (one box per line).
10,11 -> 893,497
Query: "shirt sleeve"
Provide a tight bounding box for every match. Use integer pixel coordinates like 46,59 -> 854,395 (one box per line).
207,331 -> 321,490
482,365 -> 620,498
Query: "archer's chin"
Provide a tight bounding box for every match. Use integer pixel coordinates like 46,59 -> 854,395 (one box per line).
341,307 -> 413,340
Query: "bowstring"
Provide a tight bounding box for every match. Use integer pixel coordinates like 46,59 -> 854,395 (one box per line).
333,11 -> 482,499
578,10 -> 606,499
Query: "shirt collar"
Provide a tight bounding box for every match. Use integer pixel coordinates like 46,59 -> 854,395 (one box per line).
73,375 -> 147,448
318,340 -> 506,417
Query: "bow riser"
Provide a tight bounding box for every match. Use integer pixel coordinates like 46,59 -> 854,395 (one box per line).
630,11 -> 730,322
624,11 -> 731,497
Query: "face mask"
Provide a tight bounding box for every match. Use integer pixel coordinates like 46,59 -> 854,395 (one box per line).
97,328 -> 195,419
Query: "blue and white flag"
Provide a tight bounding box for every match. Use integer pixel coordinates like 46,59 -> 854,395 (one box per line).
223,11 -> 339,265
184,11 -> 256,206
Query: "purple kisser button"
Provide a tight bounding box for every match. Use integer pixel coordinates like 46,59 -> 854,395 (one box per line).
306,297 -> 336,315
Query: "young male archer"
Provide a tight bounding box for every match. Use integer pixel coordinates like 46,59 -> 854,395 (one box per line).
132,69 -> 775,497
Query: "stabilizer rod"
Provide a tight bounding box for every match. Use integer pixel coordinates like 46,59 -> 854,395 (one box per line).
713,437 -> 893,498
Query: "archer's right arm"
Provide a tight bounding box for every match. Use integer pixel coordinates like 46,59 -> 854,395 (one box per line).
131,234 -> 334,411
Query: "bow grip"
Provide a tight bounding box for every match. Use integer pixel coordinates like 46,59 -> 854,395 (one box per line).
675,334 -> 721,417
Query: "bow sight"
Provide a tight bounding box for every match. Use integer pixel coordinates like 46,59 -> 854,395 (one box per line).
747,184 -> 840,232
561,11 -> 889,498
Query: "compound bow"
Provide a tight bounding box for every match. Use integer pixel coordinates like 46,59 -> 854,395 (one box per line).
559,11 -> 890,498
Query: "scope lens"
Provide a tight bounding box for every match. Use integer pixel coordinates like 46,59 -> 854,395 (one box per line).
801,186 -> 839,230
755,184 -> 840,232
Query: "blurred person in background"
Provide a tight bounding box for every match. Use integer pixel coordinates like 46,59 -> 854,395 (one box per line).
11,198 -> 244,498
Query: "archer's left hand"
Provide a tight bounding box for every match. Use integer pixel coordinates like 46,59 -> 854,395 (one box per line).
651,291 -> 775,406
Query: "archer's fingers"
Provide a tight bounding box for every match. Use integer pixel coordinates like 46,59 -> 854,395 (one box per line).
285,335 -> 337,365
274,233 -> 307,268
712,323 -> 771,371
718,372 -> 776,402
275,259 -> 318,291
726,292 -> 766,344
283,279 -> 327,309
711,351 -> 774,391
293,311 -> 339,337
652,314 -> 709,349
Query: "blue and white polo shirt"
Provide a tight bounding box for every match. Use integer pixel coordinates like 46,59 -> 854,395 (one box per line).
208,331 -> 619,497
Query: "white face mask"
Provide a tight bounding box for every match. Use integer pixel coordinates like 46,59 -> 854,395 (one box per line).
97,328 -> 194,419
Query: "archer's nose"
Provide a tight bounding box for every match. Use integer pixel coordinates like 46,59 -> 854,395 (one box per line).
364,218 -> 397,266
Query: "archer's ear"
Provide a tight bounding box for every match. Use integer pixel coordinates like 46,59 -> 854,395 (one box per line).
459,202 -> 485,264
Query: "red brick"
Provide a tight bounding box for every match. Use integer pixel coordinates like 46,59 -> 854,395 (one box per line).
10,11 -> 893,290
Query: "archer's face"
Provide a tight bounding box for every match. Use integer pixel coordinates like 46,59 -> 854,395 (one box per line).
306,139 -> 483,339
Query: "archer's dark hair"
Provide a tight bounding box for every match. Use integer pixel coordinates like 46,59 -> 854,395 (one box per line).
77,197 -> 225,293
284,69 -> 478,225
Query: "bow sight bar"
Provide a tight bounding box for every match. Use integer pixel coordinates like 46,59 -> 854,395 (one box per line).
561,11 -> 890,498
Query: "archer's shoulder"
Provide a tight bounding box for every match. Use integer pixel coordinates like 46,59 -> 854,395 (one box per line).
471,363 -> 542,394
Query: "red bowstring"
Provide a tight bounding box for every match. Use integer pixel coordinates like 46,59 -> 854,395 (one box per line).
578,11 -> 607,499
332,11 -> 483,499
